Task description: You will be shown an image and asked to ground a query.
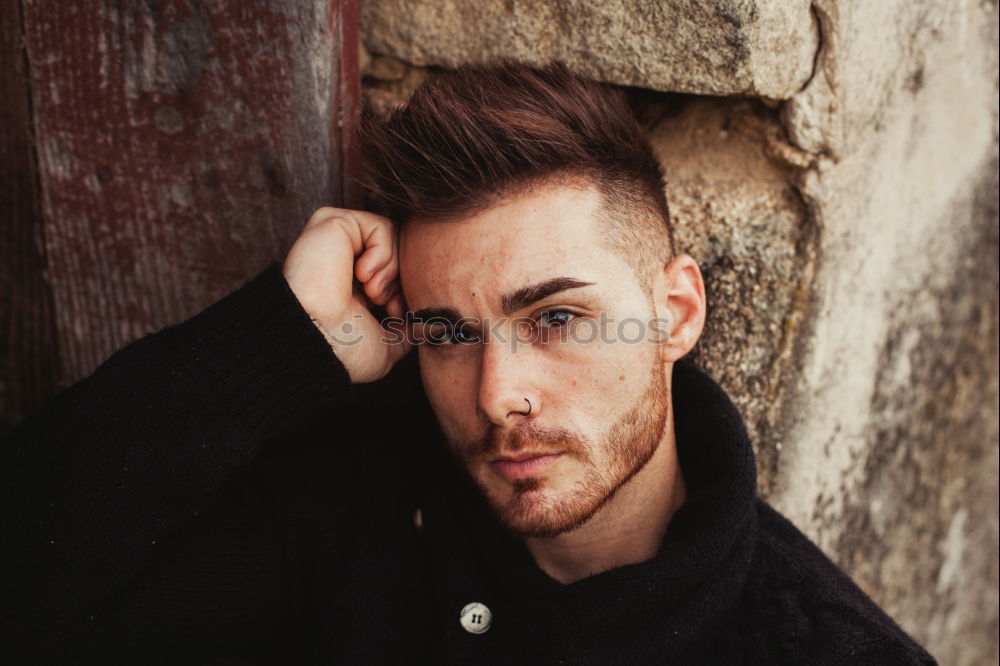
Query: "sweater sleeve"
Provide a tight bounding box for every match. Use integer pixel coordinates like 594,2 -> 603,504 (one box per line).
0,261 -> 353,663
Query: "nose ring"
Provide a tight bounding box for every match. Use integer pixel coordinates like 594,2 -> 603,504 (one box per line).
524,398 -> 532,416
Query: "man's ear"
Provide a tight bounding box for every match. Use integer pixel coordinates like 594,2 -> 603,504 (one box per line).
652,254 -> 706,363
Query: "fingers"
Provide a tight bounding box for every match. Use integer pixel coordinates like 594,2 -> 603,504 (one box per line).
306,208 -> 396,277
365,266 -> 397,305
307,207 -> 400,305
339,213 -> 398,304
375,279 -> 403,310
365,260 -> 398,308
288,207 -> 412,382
355,225 -> 393,283
385,290 -> 405,320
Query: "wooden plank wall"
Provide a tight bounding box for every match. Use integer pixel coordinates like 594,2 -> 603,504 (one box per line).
1,0 -> 360,434
0,0 -> 63,436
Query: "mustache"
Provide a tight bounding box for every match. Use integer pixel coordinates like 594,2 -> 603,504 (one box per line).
476,420 -> 589,457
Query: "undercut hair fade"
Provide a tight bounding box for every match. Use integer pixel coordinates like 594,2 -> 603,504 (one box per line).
359,60 -> 676,288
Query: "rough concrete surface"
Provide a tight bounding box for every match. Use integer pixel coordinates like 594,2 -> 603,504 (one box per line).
640,96 -> 815,494
361,0 -> 819,98
777,2 -> 999,663
361,0 -> 999,662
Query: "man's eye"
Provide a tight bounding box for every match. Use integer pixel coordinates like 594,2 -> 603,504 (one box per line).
452,326 -> 480,344
424,324 -> 479,345
423,324 -> 450,345
538,310 -> 575,328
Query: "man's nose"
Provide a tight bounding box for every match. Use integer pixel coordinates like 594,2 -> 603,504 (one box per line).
476,336 -> 540,427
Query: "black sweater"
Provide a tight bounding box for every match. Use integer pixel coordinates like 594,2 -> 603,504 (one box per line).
0,262 -> 936,665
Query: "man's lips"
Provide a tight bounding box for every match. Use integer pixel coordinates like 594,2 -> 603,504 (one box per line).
490,453 -> 563,481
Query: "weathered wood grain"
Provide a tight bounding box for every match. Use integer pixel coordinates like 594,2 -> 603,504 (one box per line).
19,0 -> 358,387
0,0 -> 62,434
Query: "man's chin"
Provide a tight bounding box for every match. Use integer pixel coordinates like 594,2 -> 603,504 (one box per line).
482,482 -> 602,539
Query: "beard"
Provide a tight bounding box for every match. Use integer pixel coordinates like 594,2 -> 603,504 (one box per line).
458,361 -> 670,539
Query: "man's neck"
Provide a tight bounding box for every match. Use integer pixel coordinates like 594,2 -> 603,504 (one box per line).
523,425 -> 687,585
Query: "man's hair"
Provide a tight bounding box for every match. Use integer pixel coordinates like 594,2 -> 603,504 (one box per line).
359,60 -> 675,287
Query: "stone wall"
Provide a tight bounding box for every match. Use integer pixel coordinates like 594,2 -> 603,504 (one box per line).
360,1 -> 999,663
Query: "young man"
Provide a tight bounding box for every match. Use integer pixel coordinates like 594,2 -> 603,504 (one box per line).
2,63 -> 934,664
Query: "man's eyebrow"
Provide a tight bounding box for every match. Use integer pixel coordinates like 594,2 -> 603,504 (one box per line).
500,277 -> 595,315
410,278 -> 595,322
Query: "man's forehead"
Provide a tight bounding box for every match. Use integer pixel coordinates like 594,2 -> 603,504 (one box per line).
397,188 -> 608,312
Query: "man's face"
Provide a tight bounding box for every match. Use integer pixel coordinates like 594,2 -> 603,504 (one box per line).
399,182 -> 671,538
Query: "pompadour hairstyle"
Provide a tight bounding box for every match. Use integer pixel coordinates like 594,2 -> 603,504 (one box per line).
359,60 -> 675,286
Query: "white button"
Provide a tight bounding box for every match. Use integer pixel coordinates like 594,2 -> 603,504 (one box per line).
459,601 -> 492,634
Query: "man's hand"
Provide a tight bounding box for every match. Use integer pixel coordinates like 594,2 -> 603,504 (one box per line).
283,208 -> 411,383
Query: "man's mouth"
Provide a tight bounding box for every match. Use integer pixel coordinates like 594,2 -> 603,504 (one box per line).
489,453 -> 563,481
